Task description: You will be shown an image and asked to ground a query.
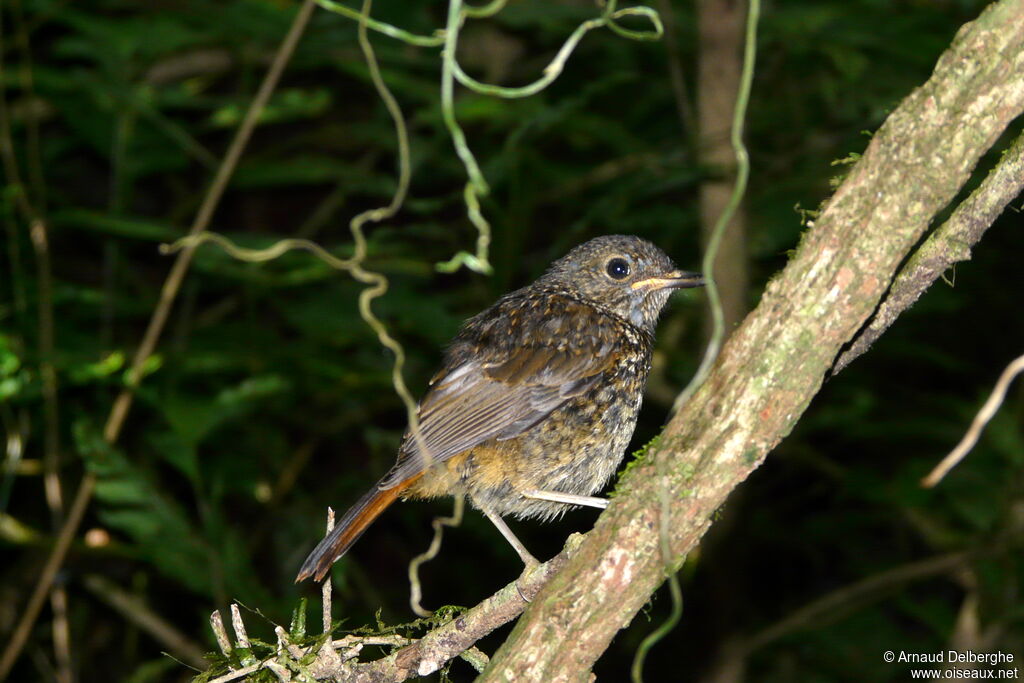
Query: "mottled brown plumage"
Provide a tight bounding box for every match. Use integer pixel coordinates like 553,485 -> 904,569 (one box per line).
297,235 -> 703,582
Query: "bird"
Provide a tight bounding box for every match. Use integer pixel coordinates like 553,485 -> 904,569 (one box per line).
296,235 -> 703,582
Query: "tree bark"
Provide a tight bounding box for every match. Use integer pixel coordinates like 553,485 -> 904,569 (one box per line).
695,3 -> 752,678
479,2 -> 1024,680
833,129 -> 1024,373
698,0 -> 750,334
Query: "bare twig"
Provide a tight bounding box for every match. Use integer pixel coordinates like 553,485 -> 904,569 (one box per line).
3,0 -> 71,674
922,352 -> 1024,487
206,662 -> 262,683
4,22 -> 67,674
0,466 -> 94,682
210,610 -> 232,657
264,660 -> 292,681
144,47 -> 234,85
0,2 -> 318,678
834,131 -> 1024,373
322,508 -> 335,635
230,604 -> 251,654
28,218 -> 71,683
274,626 -> 305,661
46,587 -> 71,683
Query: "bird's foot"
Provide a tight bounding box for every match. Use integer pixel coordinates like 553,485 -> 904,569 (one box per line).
524,489 -> 609,509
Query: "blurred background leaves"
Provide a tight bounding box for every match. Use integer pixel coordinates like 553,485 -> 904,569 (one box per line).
1,0 -> 1022,681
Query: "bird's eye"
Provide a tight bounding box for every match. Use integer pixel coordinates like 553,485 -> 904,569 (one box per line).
605,257 -> 631,280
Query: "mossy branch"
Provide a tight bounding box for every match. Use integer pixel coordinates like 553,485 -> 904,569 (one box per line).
479,2 -> 1024,679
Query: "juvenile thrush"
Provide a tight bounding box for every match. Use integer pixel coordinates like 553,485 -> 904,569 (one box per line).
297,234 -> 703,582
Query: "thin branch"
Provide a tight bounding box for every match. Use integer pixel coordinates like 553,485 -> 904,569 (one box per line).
229,604 -> 254,662
922,352 -> 1024,487
210,610 -> 232,657
30,209 -> 69,683
834,130 -> 1024,373
23,178 -> 70,683
206,662 -> 261,683
47,586 -> 71,683
0,2 -> 318,678
4,4 -> 68,677
322,508 -> 335,635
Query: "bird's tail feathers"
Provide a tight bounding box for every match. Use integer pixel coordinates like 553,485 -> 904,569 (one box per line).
295,475 -> 418,582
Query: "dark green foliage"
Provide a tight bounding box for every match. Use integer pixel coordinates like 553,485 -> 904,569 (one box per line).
1,0 -> 1021,681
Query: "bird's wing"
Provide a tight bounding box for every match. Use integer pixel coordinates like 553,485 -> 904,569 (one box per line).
378,301 -> 621,489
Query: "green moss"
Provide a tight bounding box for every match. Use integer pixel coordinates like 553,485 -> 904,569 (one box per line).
676,462 -> 696,481
609,433 -> 663,498
793,202 -> 821,228
830,152 -> 862,167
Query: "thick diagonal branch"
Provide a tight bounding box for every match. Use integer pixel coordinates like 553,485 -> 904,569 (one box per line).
834,130 -> 1024,373
479,2 -> 1024,680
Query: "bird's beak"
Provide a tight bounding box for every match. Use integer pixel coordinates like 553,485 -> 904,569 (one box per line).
630,270 -> 705,291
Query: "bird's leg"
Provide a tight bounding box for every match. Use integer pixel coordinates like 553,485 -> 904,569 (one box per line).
480,506 -> 538,567
523,489 -> 609,509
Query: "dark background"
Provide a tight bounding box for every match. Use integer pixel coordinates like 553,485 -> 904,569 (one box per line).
1,1 -> 1022,681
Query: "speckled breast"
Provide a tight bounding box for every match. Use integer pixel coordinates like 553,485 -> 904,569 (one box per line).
465,321 -> 653,521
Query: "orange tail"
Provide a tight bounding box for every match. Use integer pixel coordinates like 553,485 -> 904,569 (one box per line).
296,476 -> 417,582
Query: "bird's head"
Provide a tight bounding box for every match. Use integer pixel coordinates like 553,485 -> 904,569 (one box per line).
540,235 -> 704,332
